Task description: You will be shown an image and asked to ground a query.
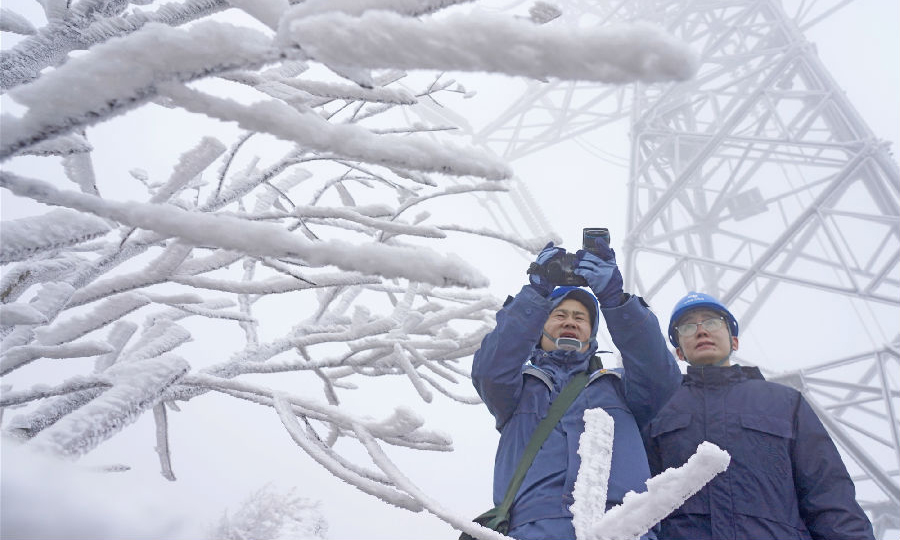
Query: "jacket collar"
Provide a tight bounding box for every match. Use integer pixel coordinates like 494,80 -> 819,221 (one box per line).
530,346 -> 595,386
684,364 -> 764,386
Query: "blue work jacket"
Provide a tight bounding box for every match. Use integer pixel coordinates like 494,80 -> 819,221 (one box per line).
646,364 -> 875,540
472,285 -> 680,540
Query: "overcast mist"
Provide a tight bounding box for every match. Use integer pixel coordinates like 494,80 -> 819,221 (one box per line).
1,1 -> 897,539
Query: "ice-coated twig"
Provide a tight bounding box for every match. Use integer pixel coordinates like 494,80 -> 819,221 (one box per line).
157,82 -> 512,180
0,172 -> 490,289
438,224 -> 556,253
273,393 -> 423,511
276,205 -> 447,238
0,341 -> 115,376
588,442 -> 730,540
1,0 -> 233,91
1,21 -> 279,159
273,76 -> 417,104
282,0 -> 474,20
5,387 -> 107,439
417,370 -> 483,405
205,317 -> 395,374
150,137 -> 226,204
139,300 -> 229,329
0,303 -> 49,325
0,0 -> 705,528
28,354 -> 190,457
571,408 -> 615,540
238,258 -> 260,345
152,403 -> 177,480
180,373 -> 444,441
0,7 -> 37,35
0,208 -> 111,264
392,182 -> 509,219
119,320 -> 192,363
571,411 -> 730,540
33,292 -> 150,347
391,343 -> 433,403
0,375 -> 110,408
0,255 -> 83,304
93,321 -> 137,372
281,11 -> 698,83
67,242 -> 194,307
165,303 -> 253,322
223,0 -> 285,30
352,421 -> 513,540
62,152 -> 99,194
1,282 -> 75,353
172,249 -> 244,275
410,297 -> 501,333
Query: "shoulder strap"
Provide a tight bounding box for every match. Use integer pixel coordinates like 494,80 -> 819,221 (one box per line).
495,370 -> 590,516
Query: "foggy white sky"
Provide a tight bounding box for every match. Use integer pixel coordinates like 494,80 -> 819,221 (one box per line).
1,1 -> 898,539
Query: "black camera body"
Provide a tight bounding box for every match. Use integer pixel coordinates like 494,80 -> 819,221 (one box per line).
528,228 -> 610,287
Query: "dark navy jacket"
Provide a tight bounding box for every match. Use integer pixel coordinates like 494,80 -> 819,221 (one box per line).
472,285 -> 680,540
646,364 -> 875,540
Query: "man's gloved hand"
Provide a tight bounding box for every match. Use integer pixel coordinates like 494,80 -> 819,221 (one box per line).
528,241 -> 564,296
574,238 -> 624,307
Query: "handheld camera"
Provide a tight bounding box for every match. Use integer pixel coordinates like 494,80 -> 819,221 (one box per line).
527,228 -> 610,287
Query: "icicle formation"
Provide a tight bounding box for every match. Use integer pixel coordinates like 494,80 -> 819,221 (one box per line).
571,407 -> 615,540
0,1 -> 701,538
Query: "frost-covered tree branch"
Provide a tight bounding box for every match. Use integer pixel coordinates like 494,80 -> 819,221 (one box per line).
571,408 -> 730,540
1,1 -> 698,536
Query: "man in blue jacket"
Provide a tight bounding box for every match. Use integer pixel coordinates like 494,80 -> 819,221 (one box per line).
472,240 -> 681,540
646,291 -> 875,540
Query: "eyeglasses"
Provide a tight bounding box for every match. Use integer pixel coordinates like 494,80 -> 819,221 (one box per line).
675,317 -> 725,337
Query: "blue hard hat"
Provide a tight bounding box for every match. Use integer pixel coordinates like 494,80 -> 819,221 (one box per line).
668,291 -> 738,348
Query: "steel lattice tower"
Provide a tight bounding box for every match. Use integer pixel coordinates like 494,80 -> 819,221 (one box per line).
447,0 -> 900,536
621,2 -> 899,535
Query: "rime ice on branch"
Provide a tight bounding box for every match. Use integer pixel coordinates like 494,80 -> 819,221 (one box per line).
571,407 -> 730,540
571,407 -> 615,540
0,1 -> 698,537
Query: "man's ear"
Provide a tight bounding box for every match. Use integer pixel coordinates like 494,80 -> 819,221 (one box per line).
731,336 -> 739,352
675,347 -> 686,361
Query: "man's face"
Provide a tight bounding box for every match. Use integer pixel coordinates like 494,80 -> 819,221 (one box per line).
540,298 -> 592,352
675,308 -> 739,365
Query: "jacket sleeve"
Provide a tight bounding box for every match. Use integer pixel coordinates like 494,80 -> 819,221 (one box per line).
471,285 -> 551,430
792,396 -> 875,540
601,295 -> 682,429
